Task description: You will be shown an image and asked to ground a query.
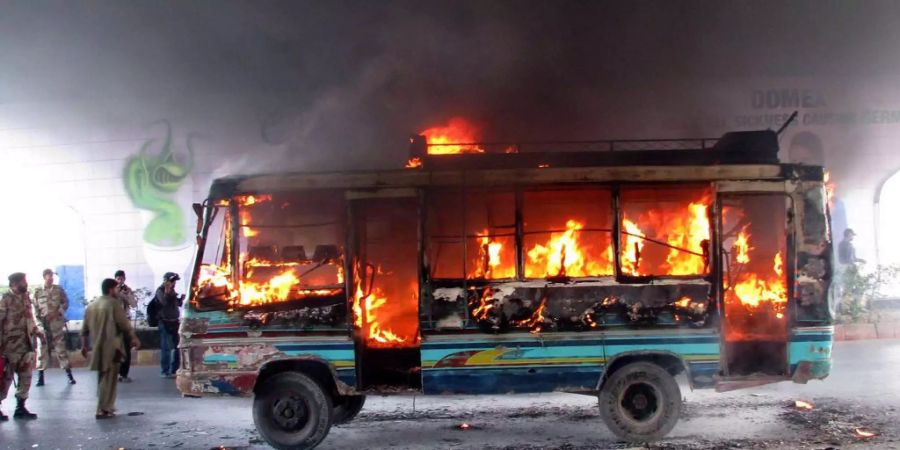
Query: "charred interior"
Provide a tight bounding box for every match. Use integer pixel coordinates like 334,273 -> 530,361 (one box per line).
423,183 -> 715,335
193,192 -> 349,329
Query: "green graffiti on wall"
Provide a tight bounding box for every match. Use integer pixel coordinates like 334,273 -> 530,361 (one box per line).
123,121 -> 194,247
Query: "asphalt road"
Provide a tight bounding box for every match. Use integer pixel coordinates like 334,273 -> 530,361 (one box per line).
1,339 -> 899,450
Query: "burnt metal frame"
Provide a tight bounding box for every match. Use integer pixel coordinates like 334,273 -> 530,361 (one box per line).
418,182 -> 718,332
422,182 -> 714,286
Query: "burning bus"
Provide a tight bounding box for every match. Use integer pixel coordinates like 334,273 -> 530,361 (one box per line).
177,122 -> 833,449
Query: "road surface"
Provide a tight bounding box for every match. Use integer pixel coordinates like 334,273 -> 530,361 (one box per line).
1,339 -> 899,450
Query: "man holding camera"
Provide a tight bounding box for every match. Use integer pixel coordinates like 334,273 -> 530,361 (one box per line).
156,272 -> 184,378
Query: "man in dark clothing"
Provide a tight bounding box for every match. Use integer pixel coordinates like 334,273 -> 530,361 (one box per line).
838,228 -> 865,266
155,272 -> 183,378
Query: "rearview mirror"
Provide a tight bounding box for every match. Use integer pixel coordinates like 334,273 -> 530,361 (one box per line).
192,203 -> 203,235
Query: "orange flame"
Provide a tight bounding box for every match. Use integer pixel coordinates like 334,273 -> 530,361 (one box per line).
472,231 -> 515,279
236,194 -> 272,238
774,251 -> 784,277
824,171 -> 836,209
794,400 -> 815,410
526,220 -> 612,277
621,218 -> 646,276
666,202 -> 710,275
511,296 -> 549,333
734,229 -> 752,264
352,264 -> 411,347
726,231 -> 787,314
472,287 -> 497,322
405,157 -> 423,169
420,117 -> 484,155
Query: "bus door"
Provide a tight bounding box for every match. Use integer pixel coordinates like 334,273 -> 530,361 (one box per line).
348,190 -> 422,391
718,193 -> 791,378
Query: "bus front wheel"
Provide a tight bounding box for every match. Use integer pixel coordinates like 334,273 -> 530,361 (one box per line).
253,372 -> 333,450
598,361 -> 682,442
332,395 -> 366,425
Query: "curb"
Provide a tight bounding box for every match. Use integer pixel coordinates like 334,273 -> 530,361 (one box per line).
61,350 -> 161,369
834,323 -> 899,341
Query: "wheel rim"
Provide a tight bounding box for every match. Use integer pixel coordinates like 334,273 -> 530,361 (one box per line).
618,381 -> 661,423
272,395 -> 310,431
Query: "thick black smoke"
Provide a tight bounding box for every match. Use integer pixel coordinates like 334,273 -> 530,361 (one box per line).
2,0 -> 899,171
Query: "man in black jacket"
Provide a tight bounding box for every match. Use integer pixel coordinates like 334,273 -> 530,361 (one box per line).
155,273 -> 183,378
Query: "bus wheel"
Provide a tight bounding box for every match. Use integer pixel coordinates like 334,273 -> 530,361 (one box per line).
598,361 -> 681,442
332,395 -> 366,425
253,372 -> 333,450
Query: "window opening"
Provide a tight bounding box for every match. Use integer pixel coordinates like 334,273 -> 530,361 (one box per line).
619,186 -> 712,276
522,188 -> 614,278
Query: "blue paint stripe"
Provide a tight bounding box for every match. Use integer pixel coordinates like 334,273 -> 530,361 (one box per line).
422,365 -> 602,395
606,342 -> 719,355
281,349 -> 355,361
203,355 -> 237,363
790,334 -> 832,342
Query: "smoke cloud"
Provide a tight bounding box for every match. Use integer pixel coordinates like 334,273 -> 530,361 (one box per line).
3,0 -> 900,171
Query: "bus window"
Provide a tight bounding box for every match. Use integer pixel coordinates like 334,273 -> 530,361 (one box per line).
194,202 -> 233,310
426,189 -> 516,280
426,190 -> 465,279
523,187 -> 614,278
198,192 -> 345,309
465,190 -> 516,279
619,186 -> 712,277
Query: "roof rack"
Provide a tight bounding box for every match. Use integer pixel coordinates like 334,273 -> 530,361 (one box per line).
408,130 -> 780,170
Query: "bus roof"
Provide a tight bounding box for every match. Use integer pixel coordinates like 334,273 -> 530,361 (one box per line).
208,163 -> 824,199
207,129 -> 826,198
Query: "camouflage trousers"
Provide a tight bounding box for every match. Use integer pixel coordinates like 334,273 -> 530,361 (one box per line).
36,319 -> 70,370
1,351 -> 34,401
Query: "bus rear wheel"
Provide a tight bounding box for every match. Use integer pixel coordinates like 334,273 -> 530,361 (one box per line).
332,395 -> 366,425
253,372 -> 333,450
598,361 -> 682,442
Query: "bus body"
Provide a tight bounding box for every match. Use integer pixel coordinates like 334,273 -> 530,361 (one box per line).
176,130 -> 833,449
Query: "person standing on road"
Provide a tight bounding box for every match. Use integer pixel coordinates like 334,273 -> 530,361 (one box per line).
114,270 -> 137,383
156,272 -> 183,378
81,278 -> 140,419
836,228 -> 868,313
0,272 -> 43,420
32,268 -> 76,386
838,228 -> 866,267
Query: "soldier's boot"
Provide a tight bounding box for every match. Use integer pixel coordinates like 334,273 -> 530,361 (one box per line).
66,369 -> 76,385
0,402 -> 8,421
35,370 -> 45,387
13,397 -> 37,420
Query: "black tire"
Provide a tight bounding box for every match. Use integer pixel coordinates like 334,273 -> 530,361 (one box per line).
253,372 -> 333,450
598,361 -> 682,442
332,395 -> 366,425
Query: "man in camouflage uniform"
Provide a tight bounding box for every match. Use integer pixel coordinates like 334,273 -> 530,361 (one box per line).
0,272 -> 43,420
32,268 -> 76,386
